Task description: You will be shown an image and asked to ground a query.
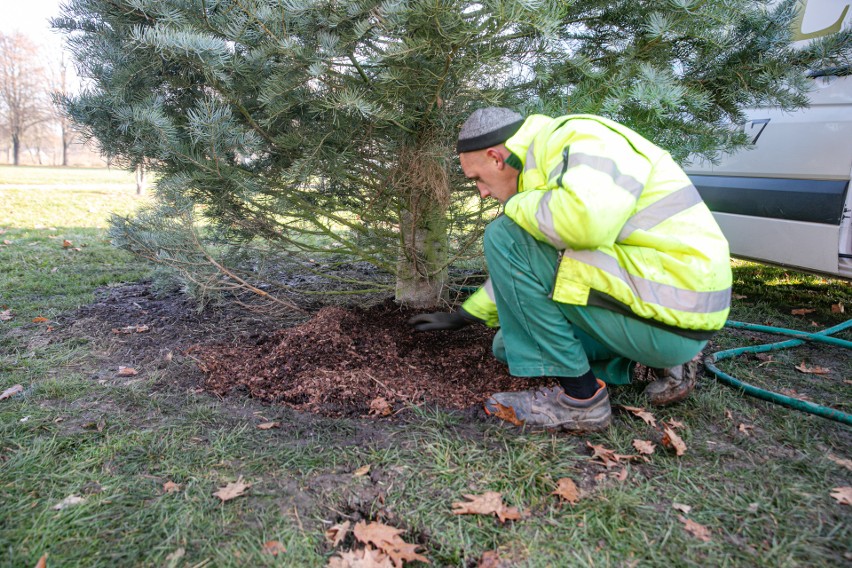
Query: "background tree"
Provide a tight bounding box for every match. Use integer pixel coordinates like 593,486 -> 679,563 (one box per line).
0,31 -> 54,165
54,0 -> 849,310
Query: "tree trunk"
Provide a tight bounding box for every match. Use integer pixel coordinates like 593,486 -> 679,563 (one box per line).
394,142 -> 451,309
12,133 -> 19,166
396,208 -> 449,309
135,163 -> 147,194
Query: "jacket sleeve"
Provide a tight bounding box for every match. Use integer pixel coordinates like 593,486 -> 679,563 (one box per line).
504,136 -> 648,251
460,277 -> 499,328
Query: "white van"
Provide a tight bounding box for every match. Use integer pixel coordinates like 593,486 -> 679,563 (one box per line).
686,0 -> 852,279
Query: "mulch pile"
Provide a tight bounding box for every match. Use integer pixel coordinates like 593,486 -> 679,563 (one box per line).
195,301 -> 550,417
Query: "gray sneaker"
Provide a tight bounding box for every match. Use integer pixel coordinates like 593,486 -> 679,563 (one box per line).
484,380 -> 611,432
644,360 -> 697,406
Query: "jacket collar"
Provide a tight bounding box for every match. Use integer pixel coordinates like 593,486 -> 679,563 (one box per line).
504,114 -> 554,192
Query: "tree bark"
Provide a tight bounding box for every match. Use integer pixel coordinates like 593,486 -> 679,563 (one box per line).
395,207 -> 449,309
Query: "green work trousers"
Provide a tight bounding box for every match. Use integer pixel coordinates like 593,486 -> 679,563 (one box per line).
484,214 -> 707,385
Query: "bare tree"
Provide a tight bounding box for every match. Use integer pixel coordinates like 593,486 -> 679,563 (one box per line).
0,31 -> 52,165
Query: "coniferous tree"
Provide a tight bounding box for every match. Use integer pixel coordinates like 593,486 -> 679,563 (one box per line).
54,0 -> 849,310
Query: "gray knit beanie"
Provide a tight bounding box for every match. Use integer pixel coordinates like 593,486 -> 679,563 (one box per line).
456,107 -> 524,153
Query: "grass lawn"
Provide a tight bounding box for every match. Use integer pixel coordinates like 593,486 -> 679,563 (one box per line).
1,166 -> 850,567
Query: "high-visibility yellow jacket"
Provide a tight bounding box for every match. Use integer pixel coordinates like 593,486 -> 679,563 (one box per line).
461,114 -> 732,337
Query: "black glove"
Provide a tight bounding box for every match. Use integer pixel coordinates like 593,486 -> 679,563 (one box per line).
408,309 -> 477,331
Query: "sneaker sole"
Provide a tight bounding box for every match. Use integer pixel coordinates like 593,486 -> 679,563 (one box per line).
483,404 -> 612,433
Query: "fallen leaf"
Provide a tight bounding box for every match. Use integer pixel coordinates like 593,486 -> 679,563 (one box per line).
791,308 -> 816,316
830,487 -> 852,506
794,362 -> 831,375
62,239 -> 72,248
256,421 -> 280,430
779,388 -> 812,401
725,409 -> 733,421
827,454 -> 852,472
661,426 -> 687,456
614,467 -> 629,482
326,521 -> 351,547
490,402 -> 524,426
665,419 -> 685,430
165,548 -> 185,568
672,503 -> 692,514
369,397 -> 393,417
354,464 -> 371,477
213,476 -> 251,502
35,553 -> 48,568
0,309 -> 13,321
732,294 -> 748,300
2,239 -> 11,245
620,405 -> 657,427
328,547 -> 393,568
262,541 -> 286,556
117,366 -> 138,376
678,515 -> 711,542
552,478 -> 579,504
633,439 -> 655,455
1,384 -> 24,400
53,494 -> 85,510
738,423 -> 754,435
831,303 -> 845,314
452,492 -> 521,523
32,316 -> 48,323
477,550 -> 503,568
353,521 -> 429,567
163,481 -> 181,494
586,441 -> 638,468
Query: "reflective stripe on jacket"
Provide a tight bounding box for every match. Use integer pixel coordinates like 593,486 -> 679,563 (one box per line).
462,114 -> 732,334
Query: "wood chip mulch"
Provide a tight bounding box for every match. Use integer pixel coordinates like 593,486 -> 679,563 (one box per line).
194,301 -> 550,417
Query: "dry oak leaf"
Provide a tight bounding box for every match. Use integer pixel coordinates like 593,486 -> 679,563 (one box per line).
213,476 -> 251,502
326,521 -> 351,547
35,553 -> 48,568
1,384 -> 24,400
678,515 -> 711,542
369,397 -> 393,417
830,487 -> 852,506
827,454 -> 852,472
353,464 -> 371,477
661,426 -> 687,456
633,439 -> 656,455
0,309 -> 13,321
256,421 -> 280,430
353,521 -> 428,567
262,541 -> 287,556
552,478 -> 580,504
489,402 -> 524,426
452,492 -> 521,523
327,546 -> 393,568
738,423 -> 754,436
831,302 -> 845,314
32,316 -> 48,323
586,441 -> 638,469
672,503 -> 692,514
53,494 -> 85,510
620,405 -> 657,427
791,308 -> 816,316
794,362 -> 831,375
477,550 -> 503,568
162,481 -> 181,494
117,366 -> 138,376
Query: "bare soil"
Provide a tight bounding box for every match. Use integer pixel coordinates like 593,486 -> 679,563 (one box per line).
56,281 -> 547,418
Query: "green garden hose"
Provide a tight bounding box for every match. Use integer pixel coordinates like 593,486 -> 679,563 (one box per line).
704,319 -> 852,426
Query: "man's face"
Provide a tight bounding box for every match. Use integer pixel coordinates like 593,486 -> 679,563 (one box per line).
459,147 -> 519,204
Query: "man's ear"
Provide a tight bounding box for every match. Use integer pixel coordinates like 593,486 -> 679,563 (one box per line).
484,146 -> 507,170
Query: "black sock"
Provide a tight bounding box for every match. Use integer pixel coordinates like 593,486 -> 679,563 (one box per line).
558,370 -> 599,399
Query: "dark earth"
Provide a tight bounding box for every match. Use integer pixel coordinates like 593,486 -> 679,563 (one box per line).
57,281 -> 555,419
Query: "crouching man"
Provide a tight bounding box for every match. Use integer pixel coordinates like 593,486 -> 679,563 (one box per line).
409,108 -> 732,432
